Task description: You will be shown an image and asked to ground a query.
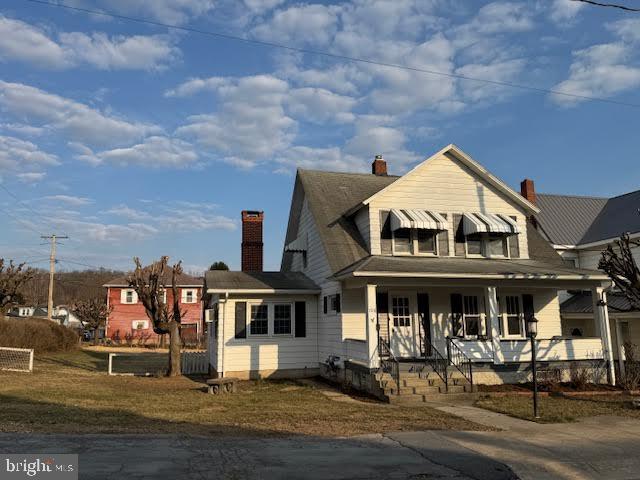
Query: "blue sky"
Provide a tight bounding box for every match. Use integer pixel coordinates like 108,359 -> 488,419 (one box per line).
1,0 -> 639,273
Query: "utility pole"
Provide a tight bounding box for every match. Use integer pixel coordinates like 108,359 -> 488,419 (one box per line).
41,235 -> 68,321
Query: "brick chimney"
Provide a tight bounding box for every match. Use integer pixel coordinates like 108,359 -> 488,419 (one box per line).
372,154 -> 387,176
520,179 -> 536,205
241,210 -> 263,272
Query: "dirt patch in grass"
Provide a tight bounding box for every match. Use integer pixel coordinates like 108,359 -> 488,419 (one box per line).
0,349 -> 485,437
476,393 -> 640,423
478,382 -> 620,393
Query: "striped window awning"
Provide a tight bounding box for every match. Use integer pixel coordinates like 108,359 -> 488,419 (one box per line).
390,209 -> 448,231
462,212 -> 519,235
285,234 -> 307,252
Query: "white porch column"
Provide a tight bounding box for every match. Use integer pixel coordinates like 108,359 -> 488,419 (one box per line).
365,284 -> 379,369
614,318 -> 626,380
593,286 -> 616,385
485,286 -> 503,365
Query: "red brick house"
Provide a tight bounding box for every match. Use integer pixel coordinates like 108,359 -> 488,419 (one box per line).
103,273 -> 204,345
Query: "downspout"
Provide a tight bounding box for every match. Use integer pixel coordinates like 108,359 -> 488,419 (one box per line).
220,292 -> 228,378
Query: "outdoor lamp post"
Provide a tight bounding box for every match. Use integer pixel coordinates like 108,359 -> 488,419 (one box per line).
526,315 -> 540,419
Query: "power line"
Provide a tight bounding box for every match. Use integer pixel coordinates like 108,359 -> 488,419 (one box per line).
571,0 -> 640,12
0,205 -> 46,236
0,184 -> 68,236
24,0 -> 640,109
57,258 -> 104,270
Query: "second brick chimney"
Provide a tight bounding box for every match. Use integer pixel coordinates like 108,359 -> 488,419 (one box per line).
372,154 -> 387,176
241,210 -> 263,272
520,179 -> 536,205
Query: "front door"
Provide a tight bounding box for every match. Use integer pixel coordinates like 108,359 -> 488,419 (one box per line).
390,295 -> 417,358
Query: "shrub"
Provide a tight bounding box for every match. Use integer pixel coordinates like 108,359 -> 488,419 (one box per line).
0,317 -> 78,353
569,360 -> 606,389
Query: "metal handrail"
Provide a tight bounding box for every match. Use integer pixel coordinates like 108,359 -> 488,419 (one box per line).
446,337 -> 474,387
378,337 -> 401,395
423,336 -> 448,391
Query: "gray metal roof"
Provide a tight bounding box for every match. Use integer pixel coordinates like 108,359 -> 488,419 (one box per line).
204,271 -> 319,292
333,254 -> 604,279
560,291 -> 633,314
536,190 -> 640,246
580,190 -> 640,244
535,194 -> 607,246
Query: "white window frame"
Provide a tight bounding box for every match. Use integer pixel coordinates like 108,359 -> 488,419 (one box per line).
246,301 -> 295,338
182,288 -> 197,304
160,289 -> 167,304
392,229 -> 440,257
248,303 -> 270,337
123,289 -> 137,304
132,320 -> 149,330
273,303 -> 293,337
500,295 -> 526,339
462,295 -> 482,339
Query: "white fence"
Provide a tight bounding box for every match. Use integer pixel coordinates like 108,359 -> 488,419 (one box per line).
108,350 -> 208,376
0,347 -> 34,373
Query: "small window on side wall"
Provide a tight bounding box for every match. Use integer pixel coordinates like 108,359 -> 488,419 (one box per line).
274,304 -> 292,335
249,304 -> 268,335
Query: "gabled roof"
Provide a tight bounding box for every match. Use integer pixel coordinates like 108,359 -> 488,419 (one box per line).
535,189 -> 640,247
281,169 -> 398,274
362,144 -> 539,214
103,272 -> 202,287
580,190 -> 640,245
535,194 -> 608,246
204,271 -> 319,293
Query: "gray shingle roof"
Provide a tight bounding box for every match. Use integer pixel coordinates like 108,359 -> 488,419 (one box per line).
283,169 -> 398,274
282,170 -> 566,277
204,271 -> 319,292
535,194 -> 607,246
580,190 -> 640,244
332,254 -> 604,279
560,291 -> 633,314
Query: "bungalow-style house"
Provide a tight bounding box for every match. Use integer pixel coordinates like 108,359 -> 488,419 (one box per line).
103,274 -> 203,345
533,186 -> 640,377
204,145 -> 616,399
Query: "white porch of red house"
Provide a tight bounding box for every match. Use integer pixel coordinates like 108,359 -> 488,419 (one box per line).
343,278 -> 615,385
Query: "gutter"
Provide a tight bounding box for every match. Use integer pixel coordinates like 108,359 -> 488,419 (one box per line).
334,271 -> 610,281
206,288 -> 321,295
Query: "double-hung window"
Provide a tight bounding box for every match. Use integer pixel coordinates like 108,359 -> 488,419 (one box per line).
392,228 -> 412,254
502,295 -> 524,338
273,304 -> 292,335
391,297 -> 411,327
463,296 -> 481,337
416,230 -> 436,254
393,229 -> 438,255
249,304 -> 268,335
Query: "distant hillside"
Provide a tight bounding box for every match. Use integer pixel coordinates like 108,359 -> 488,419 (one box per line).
21,269 -> 126,305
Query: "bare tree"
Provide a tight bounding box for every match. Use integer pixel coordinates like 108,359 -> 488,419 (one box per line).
128,256 -> 184,376
72,298 -> 111,345
0,259 -> 36,318
599,233 -> 640,310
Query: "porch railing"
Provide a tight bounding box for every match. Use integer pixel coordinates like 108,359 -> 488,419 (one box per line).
423,336 -> 449,391
378,337 -> 400,395
446,337 -> 474,388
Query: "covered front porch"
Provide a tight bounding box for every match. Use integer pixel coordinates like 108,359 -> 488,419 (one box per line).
338,269 -> 615,385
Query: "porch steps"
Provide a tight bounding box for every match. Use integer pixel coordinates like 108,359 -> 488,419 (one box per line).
378,362 -> 477,404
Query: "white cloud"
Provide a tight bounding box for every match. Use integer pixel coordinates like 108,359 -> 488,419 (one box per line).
0,15 -> 179,70
551,42 -> 640,106
175,75 -> 295,166
16,172 -> 46,183
549,0 -> 585,25
43,195 -> 93,206
274,145 -> 361,173
607,18 -> 640,44
88,0 -> 215,25
59,32 -> 179,70
0,123 -> 46,136
0,81 -> 161,147
164,77 -> 225,97
287,88 -> 356,124
280,63 -> 369,95
104,204 -> 153,221
75,136 -> 199,167
455,58 -> 526,103
0,16 -> 69,68
243,0 -> 286,14
251,4 -> 340,46
0,135 -> 59,173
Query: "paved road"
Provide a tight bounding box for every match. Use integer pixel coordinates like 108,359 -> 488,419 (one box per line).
1,413 -> 639,479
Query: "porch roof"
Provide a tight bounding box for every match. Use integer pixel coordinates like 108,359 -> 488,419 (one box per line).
331,255 -> 609,281
204,271 -> 320,294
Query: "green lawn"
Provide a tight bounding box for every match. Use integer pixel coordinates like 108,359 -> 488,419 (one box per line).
0,349 -> 484,437
476,394 -> 640,423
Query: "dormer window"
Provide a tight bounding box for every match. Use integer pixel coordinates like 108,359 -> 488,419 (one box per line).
455,213 -> 519,259
388,209 -> 447,256
392,228 -> 412,254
